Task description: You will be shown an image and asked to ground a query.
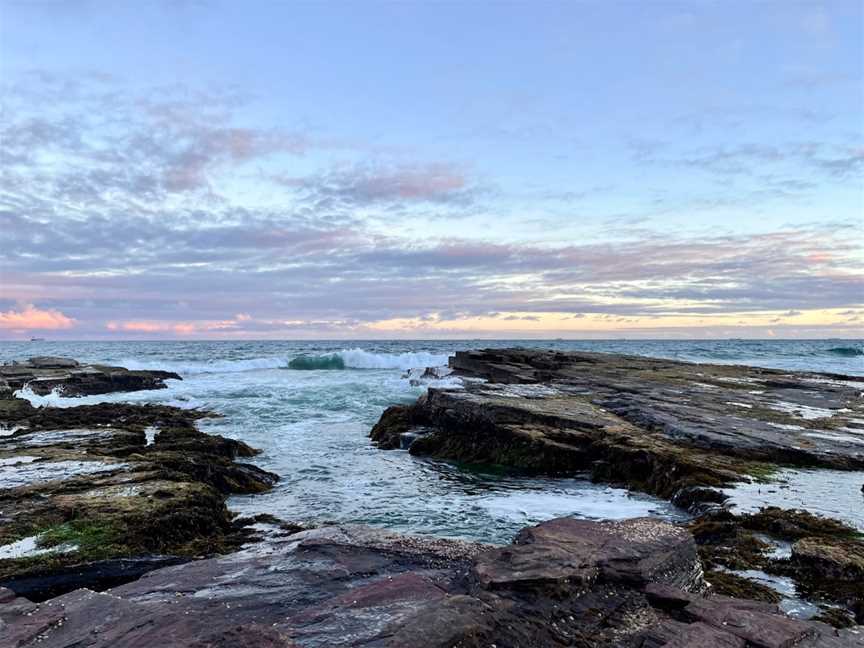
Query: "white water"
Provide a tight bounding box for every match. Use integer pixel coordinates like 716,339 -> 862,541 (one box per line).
724,468 -> 864,530
112,348 -> 451,375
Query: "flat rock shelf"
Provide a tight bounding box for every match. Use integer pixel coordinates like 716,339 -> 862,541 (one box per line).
3,516 -> 860,647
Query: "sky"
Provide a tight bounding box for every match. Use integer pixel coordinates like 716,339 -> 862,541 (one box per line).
0,0 -> 862,340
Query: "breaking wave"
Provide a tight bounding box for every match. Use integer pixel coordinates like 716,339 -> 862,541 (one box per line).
288,354 -> 345,370
114,349 -> 450,376
824,346 -> 863,358
289,349 -> 450,371
118,356 -> 287,376
14,385 -> 103,408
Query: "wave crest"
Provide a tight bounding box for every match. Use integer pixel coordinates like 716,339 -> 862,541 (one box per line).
289,349 -> 450,371
115,349 -> 451,375
288,354 -> 345,370
825,346 -> 864,357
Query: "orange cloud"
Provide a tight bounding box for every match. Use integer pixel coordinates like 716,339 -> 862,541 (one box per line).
106,314 -> 251,335
0,304 -> 76,330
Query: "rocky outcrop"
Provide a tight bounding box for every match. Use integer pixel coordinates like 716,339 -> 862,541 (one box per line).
690,507 -> 864,625
0,360 -> 277,601
0,356 -> 181,396
374,348 -> 864,495
372,349 -> 864,627
1,516 -> 858,647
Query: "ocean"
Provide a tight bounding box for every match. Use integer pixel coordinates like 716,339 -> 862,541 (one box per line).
2,339 -> 862,543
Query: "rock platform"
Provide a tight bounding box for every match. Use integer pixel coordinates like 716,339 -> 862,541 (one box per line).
3,516 -> 859,647
0,357 -> 277,602
0,356 -> 180,397
371,348 -> 864,628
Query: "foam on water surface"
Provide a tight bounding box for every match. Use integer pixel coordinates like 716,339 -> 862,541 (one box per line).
713,567 -> 824,620
724,468 -> 864,531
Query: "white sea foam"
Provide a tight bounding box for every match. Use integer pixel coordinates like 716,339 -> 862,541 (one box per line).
13,385 -> 104,408
144,426 -> 159,446
14,386 -> 71,408
118,356 -> 288,375
113,349 -> 450,376
724,468 -> 864,530
337,348 -> 450,370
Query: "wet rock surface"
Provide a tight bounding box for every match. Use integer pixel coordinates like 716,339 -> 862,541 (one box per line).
4,516 -> 858,647
3,351 -> 863,646
372,349 -> 864,629
386,349 -> 864,478
0,356 -> 180,397
0,358 -> 277,602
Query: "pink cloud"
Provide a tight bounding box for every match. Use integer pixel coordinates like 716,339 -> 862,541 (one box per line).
106,314 -> 251,336
360,164 -> 467,200
279,163 -> 471,205
0,304 -> 76,330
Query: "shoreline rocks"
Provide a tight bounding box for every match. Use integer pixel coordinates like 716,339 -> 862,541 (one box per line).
0,356 -> 181,397
2,351 -> 863,645
373,348 -> 864,498
0,358 -> 277,601
4,515 -> 858,647
371,348 -> 864,628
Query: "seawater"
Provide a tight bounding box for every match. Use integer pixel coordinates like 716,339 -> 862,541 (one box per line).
2,339 -> 862,543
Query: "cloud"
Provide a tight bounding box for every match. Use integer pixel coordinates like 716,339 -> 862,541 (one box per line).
277,162 -> 476,207
3,204 -> 861,334
811,147 -> 864,179
0,304 -> 76,330
0,77 -> 315,202
106,313 -> 253,335
631,141 -> 864,190
2,73 -> 862,339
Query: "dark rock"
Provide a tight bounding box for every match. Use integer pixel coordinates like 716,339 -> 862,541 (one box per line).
703,569 -> 782,603
0,359 -> 277,596
792,536 -> 864,581
672,486 -> 730,514
636,619 -> 748,648
0,555 -> 190,601
3,517 -> 858,648
0,358 -> 181,396
422,348 -> 864,473
369,403 -> 416,449
681,596 -> 819,646
372,349 -> 864,629
26,357 -> 80,369
743,506 -> 861,540
690,506 -> 864,625
816,607 -> 858,629
509,516 -> 703,591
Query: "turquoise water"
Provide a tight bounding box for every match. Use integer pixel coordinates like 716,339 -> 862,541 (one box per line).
2,339 -> 861,543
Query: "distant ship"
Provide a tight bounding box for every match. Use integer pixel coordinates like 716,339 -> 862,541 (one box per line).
29,337 -> 45,342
